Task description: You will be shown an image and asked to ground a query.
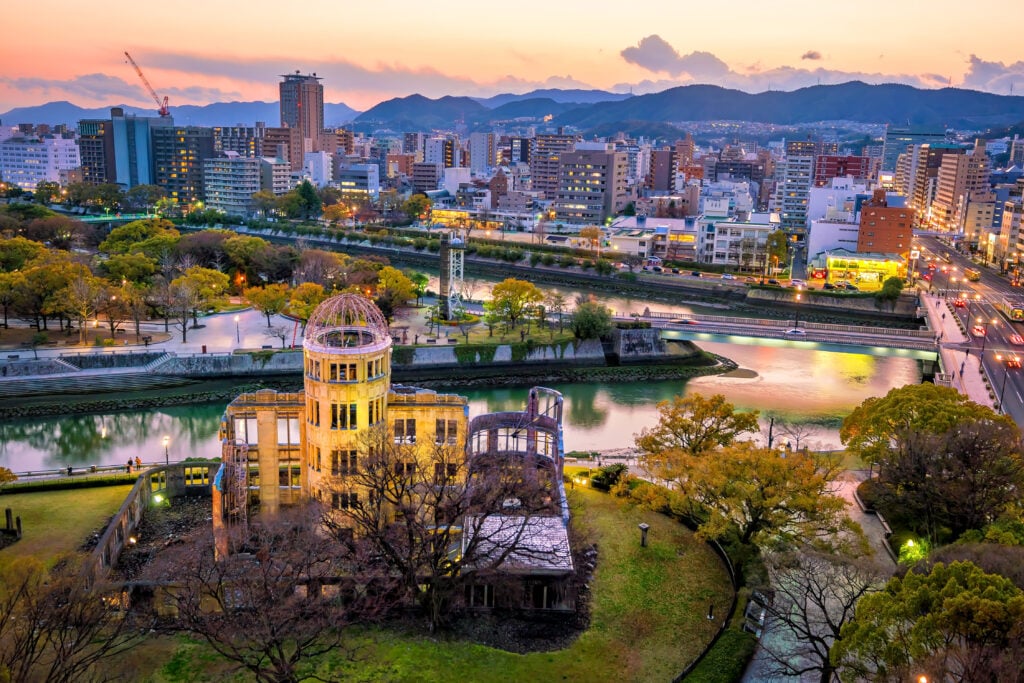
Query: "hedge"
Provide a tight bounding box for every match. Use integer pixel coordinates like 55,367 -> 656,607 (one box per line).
1,474 -> 139,494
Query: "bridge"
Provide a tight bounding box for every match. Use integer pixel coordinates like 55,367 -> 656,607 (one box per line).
615,310 -> 939,353
77,212 -> 157,224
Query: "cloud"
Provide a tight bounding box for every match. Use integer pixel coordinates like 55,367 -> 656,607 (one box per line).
0,72 -> 240,105
801,50 -> 822,61
620,35 -> 729,78
960,54 -> 1024,95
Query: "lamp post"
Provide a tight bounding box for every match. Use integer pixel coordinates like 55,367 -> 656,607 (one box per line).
940,266 -> 956,296
638,523 -> 650,547
162,435 -> 170,467
234,314 -> 240,344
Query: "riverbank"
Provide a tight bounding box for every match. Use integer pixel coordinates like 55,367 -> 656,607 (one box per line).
0,354 -> 734,421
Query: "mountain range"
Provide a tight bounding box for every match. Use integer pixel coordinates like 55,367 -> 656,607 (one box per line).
6,83 -> 1024,134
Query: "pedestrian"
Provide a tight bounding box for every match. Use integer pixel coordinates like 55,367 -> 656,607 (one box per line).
66,465 -> 73,477
126,458 -> 133,474
135,456 -> 142,469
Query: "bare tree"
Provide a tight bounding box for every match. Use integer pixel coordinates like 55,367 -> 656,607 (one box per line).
265,325 -> 289,349
778,420 -> 818,452
324,425 -> 565,632
146,508 -> 394,683
0,558 -> 145,683
759,550 -> 885,683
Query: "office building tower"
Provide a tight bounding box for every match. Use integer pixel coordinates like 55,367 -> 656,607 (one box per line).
110,107 -> 173,188
203,152 -> 261,216
152,125 -> 215,206
468,132 -> 495,175
77,119 -> 116,185
881,127 -> 947,173
858,189 -> 915,254
0,134 -> 80,190
279,72 -> 324,146
813,155 -> 873,187
531,132 -> 578,199
553,145 -> 629,225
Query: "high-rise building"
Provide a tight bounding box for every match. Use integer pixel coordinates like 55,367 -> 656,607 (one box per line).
908,143 -> 965,224
279,72 -> 324,146
203,152 -> 261,216
674,134 -> 695,170
553,144 -> 629,225
110,107 -> 173,189
411,162 -> 441,194
260,157 -> 291,195
214,124 -> 265,158
531,132 -> 578,199
881,127 -> 947,173
468,132 -> 495,175
776,140 -> 819,235
930,139 -> 991,233
262,127 -> 304,172
649,149 -> 675,191
152,125 -> 215,206
76,119 -> 116,185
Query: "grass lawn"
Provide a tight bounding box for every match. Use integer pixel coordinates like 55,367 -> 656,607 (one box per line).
0,485 -> 133,567
146,487 -> 733,682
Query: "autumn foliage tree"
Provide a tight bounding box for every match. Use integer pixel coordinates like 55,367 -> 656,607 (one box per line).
246,283 -> 290,327
489,278 -> 543,328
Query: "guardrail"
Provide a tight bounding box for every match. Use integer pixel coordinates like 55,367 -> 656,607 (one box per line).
627,309 -> 935,338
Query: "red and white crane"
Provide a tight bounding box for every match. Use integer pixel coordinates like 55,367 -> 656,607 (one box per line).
124,51 -> 170,117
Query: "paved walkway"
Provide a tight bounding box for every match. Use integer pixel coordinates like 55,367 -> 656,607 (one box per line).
921,289 -> 994,408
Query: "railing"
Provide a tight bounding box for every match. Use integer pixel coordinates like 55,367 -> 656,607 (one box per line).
626,309 -> 935,338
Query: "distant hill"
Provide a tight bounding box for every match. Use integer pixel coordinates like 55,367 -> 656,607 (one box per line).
476,89 -> 632,108
1,100 -> 358,128
483,98 -> 578,121
355,95 -> 488,130
555,82 -> 1024,129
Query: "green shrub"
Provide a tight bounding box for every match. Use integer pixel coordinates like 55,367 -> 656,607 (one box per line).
558,255 -> 576,268
391,347 -> 414,365
590,463 -> 629,491
530,253 -> 542,266
1,474 -> 138,494
542,253 -> 556,266
683,629 -> 757,683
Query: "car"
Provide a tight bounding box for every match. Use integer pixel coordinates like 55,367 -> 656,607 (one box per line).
768,279 -> 781,286
745,276 -> 758,283
721,273 -> 736,280
953,299 -> 966,308
823,282 -> 837,290
844,283 -> 859,291
690,270 -> 702,277
1009,334 -> 1024,345
1007,356 -> 1023,369
670,268 -> 681,274
972,325 -> 987,338
651,266 -> 663,272
784,328 -> 807,336
790,278 -> 806,286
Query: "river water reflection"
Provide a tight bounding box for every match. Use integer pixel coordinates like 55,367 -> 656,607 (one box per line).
0,341 -> 922,472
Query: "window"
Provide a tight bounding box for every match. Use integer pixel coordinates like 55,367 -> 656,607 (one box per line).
183,467 -> 209,486
312,446 -> 321,472
279,464 -> 300,487
331,449 -> 358,476
368,397 -> 384,425
233,417 -> 258,445
394,461 -> 417,477
308,400 -> 320,426
394,419 -> 416,444
433,462 -> 458,483
331,403 -> 358,430
277,417 -> 300,445
435,419 -> 459,445
466,584 -> 494,608
332,492 -> 359,510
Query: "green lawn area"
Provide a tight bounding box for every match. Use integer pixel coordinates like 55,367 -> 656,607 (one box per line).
0,485 -> 133,567
147,487 -> 733,682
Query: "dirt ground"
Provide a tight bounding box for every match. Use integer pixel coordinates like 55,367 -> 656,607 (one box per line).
0,323 -> 171,351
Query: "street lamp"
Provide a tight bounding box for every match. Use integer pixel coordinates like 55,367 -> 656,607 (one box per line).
976,317 -> 998,355
162,435 -> 170,467
940,266 -> 957,296
234,314 -> 240,344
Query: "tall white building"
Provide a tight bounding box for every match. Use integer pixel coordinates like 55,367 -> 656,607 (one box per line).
204,152 -> 261,216
304,151 -> 334,188
0,135 -> 80,190
260,157 -> 292,196
468,132 -> 495,176
336,163 -> 380,200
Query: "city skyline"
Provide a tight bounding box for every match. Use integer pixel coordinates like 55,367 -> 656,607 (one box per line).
2,0 -> 1024,114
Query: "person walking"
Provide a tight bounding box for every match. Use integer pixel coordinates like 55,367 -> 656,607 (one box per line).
126,458 -> 133,474
134,456 -> 142,469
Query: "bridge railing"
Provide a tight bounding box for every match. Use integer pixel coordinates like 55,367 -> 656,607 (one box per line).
620,309 -> 935,338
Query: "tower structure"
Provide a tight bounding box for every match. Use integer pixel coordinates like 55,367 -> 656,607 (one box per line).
302,295 -> 392,505
279,71 -> 324,149
439,231 -> 465,320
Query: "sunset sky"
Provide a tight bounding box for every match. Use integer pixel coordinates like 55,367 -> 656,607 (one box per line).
3,0 -> 1023,113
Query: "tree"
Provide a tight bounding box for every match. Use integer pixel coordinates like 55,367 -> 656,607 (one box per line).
489,278 -> 543,328
288,282 -> 325,331
579,225 -> 602,258
408,270 -> 429,306
265,325 -> 289,349
169,267 -> 229,342
764,230 -> 789,281
375,265 -> 416,316
678,442 -> 850,547
401,194 -> 431,222
98,218 -> 178,255
62,274 -> 105,344
323,202 -> 351,225
99,252 -> 157,285
251,190 -> 278,218
760,550 -> 884,683
296,180 -> 322,219
0,556 -> 143,683
840,384 -> 998,467
636,393 -> 760,462
833,561 -> 1024,683
0,271 -> 25,328
34,180 -> 62,204
544,291 -> 568,332
246,284 -> 290,327
0,466 -> 16,491
875,276 -> 905,310
0,236 -> 45,272
124,184 -> 166,213
569,301 -> 612,340
778,419 -> 817,451
147,509 -> 393,683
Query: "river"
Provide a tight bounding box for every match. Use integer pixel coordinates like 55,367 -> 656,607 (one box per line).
0,340 -> 922,472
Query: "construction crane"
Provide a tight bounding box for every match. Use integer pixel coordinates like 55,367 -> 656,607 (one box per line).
124,51 -> 170,117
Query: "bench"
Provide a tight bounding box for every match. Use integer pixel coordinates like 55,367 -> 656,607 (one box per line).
425,338 -> 437,344
447,338 -> 458,344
